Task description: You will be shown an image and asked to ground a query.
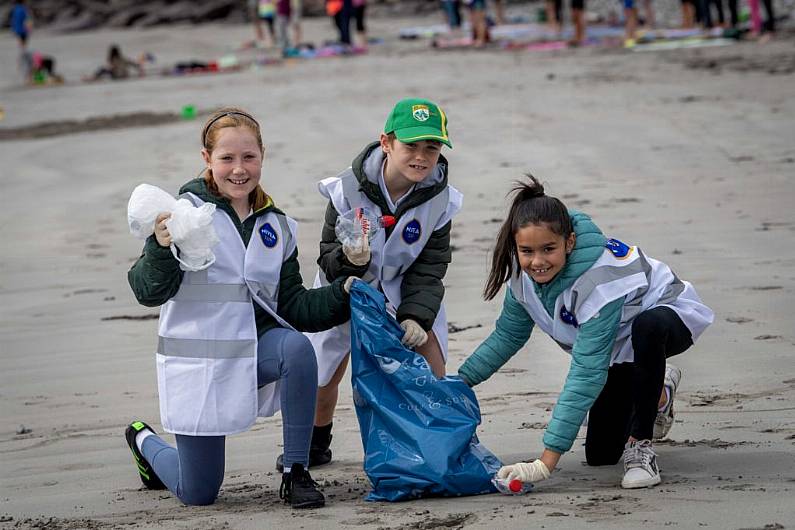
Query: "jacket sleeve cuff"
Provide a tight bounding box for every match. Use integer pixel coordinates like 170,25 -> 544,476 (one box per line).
457,368 -> 477,387
543,431 -> 574,454
330,276 -> 350,302
395,306 -> 434,331
144,235 -> 175,259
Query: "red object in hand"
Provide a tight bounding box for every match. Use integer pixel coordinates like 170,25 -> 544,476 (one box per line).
509,479 -> 523,493
352,208 -> 396,235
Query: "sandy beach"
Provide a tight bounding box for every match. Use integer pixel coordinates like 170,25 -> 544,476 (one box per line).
1,7 -> 794,529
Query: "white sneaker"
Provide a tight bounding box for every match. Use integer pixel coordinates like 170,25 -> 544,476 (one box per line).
621,439 -> 661,489
653,364 -> 682,440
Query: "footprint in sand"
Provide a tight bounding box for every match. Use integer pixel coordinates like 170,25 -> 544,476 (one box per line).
754,334 -> 782,340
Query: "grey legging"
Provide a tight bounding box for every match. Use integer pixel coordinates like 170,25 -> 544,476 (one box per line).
140,327 -> 318,505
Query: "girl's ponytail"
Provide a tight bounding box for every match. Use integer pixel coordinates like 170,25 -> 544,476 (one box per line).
483,174 -> 572,300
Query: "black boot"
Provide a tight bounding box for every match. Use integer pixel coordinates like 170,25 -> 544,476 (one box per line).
275,423 -> 333,472
279,463 -> 325,509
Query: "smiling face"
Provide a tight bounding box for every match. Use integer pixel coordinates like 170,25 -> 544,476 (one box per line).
202,126 -> 263,210
381,134 -> 442,187
515,223 -> 576,284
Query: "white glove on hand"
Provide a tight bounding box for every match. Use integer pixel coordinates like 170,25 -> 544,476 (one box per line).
343,276 -> 357,294
342,234 -> 370,266
497,459 -> 551,483
400,319 -> 428,348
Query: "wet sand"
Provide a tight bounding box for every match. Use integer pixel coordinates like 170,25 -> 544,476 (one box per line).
1,11 -> 794,530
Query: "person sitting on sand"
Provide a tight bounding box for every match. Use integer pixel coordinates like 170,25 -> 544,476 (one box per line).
22,50 -> 64,85
91,44 -> 143,81
458,175 -> 713,490
125,107 -> 364,509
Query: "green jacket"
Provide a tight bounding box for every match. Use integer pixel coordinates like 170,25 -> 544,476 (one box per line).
128,178 -> 351,335
317,141 -> 454,330
458,211 -> 624,454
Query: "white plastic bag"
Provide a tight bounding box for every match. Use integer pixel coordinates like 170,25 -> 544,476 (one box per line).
127,184 -> 219,272
166,198 -> 219,272
127,184 -> 177,239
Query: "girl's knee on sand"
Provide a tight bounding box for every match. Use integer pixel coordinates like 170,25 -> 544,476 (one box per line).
585,447 -> 623,467
178,483 -> 222,506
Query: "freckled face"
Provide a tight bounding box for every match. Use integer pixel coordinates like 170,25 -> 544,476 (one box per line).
381,135 -> 442,186
515,223 -> 575,284
202,127 -> 263,207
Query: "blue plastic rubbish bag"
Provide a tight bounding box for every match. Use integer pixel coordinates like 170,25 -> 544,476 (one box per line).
348,281 -> 501,501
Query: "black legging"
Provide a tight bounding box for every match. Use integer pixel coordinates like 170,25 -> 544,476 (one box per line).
333,0 -> 354,44
585,307 -> 693,466
702,0 -> 725,28
761,0 -> 775,32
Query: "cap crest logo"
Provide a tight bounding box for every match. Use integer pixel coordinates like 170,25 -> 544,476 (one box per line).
412,104 -> 430,122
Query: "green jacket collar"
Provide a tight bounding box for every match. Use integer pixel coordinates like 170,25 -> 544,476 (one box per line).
179,177 -> 281,223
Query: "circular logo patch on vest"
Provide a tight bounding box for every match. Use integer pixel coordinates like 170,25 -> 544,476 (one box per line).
606,238 -> 632,259
259,223 -> 278,248
560,306 -> 579,328
402,219 -> 422,244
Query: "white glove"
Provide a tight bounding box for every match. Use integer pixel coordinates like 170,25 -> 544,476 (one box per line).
400,319 -> 428,348
342,234 -> 370,266
497,459 -> 551,483
343,276 -> 357,294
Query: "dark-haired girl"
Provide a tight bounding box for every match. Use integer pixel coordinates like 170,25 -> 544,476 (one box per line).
458,176 -> 713,489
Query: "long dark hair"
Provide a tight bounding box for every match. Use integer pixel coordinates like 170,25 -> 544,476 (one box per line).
483,174 -> 573,300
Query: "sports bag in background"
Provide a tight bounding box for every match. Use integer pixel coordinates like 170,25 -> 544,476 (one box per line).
348,281 -> 501,501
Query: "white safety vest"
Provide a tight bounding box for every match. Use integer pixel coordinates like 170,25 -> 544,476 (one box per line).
509,239 -> 714,365
156,193 -> 298,436
307,170 -> 463,386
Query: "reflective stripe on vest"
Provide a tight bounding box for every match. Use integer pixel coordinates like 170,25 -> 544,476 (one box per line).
569,249 -> 651,317
172,283 -> 250,303
158,336 -> 256,359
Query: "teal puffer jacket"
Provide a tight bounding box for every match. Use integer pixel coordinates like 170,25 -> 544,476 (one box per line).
458,210 -> 624,454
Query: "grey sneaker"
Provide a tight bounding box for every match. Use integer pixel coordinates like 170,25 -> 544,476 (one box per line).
653,364 -> 682,440
621,439 -> 661,489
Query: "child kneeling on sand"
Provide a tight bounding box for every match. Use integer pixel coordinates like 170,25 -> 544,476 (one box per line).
458,175 -> 713,489
274,98 -> 462,471
125,107 -> 362,509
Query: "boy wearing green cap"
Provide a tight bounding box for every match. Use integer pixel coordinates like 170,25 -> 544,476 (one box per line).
274,98 -> 462,471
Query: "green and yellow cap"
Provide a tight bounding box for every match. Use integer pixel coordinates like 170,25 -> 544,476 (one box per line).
383,98 -> 451,148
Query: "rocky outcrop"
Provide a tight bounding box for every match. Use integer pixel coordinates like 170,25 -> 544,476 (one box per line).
1,0 -> 450,32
